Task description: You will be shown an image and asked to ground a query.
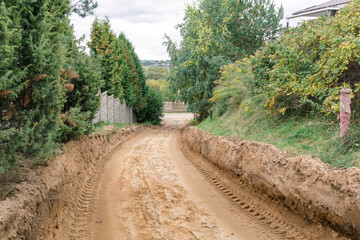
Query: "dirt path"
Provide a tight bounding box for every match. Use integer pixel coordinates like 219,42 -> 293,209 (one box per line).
72,113 -> 346,240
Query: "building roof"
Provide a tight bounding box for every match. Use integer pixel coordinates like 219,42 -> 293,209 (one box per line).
293,0 -> 351,15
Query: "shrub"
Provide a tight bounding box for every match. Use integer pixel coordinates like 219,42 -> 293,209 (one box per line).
57,107 -> 91,142
210,59 -> 256,114
251,0 -> 360,117
140,88 -> 164,125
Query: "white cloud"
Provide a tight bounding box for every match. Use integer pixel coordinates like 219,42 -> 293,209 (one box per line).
70,0 -> 329,60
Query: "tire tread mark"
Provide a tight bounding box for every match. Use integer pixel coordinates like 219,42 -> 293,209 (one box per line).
182,147 -> 311,240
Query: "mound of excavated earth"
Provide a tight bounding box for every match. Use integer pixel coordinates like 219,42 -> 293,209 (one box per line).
182,126 -> 360,239
0,126 -> 145,239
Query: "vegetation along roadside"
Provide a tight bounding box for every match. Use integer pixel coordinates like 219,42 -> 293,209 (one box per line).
167,0 -> 360,168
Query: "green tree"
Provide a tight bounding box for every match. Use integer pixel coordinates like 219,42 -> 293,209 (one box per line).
0,1 -> 27,166
88,18 -> 117,94
142,88 -> 164,125
0,0 -> 70,168
165,0 -> 283,120
144,66 -> 169,80
59,23 -> 103,142
89,19 -> 163,123
71,0 -> 98,17
117,33 -> 148,116
0,0 -> 100,170
62,22 -> 102,121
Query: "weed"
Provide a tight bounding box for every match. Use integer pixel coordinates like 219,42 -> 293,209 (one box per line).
197,107 -> 359,168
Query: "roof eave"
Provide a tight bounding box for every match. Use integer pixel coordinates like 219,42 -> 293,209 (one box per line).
286,7 -> 340,20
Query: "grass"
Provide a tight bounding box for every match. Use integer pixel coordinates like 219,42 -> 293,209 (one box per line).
89,121 -> 128,135
197,108 -> 360,168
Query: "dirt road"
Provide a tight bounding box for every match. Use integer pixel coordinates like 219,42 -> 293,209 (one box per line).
71,113 -> 346,240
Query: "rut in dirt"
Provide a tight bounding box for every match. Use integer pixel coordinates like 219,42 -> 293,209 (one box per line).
64,113 -> 349,240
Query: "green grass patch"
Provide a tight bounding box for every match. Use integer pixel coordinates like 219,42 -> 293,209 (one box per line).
89,121 -> 128,135
197,109 -> 360,168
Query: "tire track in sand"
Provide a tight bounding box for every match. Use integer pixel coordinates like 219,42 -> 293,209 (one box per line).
90,131 -> 233,240
180,133 -> 349,240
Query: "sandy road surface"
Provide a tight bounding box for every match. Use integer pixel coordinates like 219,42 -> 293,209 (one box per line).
77,113 -> 344,240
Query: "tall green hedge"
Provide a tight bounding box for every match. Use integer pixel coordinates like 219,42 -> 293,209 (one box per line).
0,0 -> 101,171
89,18 -> 162,123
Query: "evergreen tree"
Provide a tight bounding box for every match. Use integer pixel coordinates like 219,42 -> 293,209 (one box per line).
89,20 -> 150,119
89,18 -> 163,124
71,0 -> 98,17
0,0 -> 101,170
88,18 -> 117,94
15,0 -> 70,159
0,1 -> 27,166
0,0 -> 71,168
117,33 -> 148,114
62,21 -> 102,121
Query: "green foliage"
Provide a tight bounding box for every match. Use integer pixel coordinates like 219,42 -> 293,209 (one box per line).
165,0 -> 283,120
89,121 -> 126,135
144,66 -> 169,80
0,0 -> 71,170
251,0 -> 360,117
197,111 -> 359,168
89,19 -> 157,123
139,88 -> 164,125
58,107 -> 91,142
58,22 -> 102,142
117,33 -> 148,114
0,1 -> 27,166
71,0 -> 98,17
225,0 -> 284,59
0,0 -> 101,170
145,66 -> 175,101
89,18 -> 116,95
63,21 -> 102,117
207,37 -> 360,168
210,59 -> 255,114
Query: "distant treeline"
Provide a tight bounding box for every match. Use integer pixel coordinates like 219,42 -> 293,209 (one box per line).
141,60 -> 170,67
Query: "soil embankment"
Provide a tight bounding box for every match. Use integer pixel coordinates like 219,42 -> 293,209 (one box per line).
1,114 -> 358,240
0,126 -> 145,239
183,126 -> 360,239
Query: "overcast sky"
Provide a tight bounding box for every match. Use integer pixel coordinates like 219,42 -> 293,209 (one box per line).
70,0 -> 328,60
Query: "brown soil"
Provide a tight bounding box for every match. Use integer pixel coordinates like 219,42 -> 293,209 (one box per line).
0,125 -> 147,239
0,113 -> 358,239
183,126 -> 360,239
